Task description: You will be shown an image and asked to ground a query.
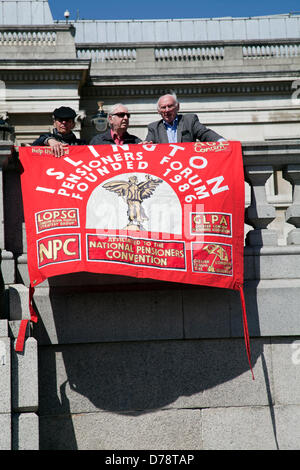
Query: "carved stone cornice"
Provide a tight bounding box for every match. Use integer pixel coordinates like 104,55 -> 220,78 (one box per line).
0,24 -> 74,32
242,140 -> 300,168
82,79 -> 294,98
0,59 -> 90,83
0,70 -> 84,82
76,38 -> 300,48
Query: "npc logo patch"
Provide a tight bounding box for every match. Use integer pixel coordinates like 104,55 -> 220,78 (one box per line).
37,234 -> 81,267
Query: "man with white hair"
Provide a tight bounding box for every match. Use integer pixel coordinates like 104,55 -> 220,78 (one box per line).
90,103 -> 141,145
145,93 -> 225,143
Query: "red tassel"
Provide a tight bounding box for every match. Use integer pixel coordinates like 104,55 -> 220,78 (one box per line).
29,284 -> 38,324
238,285 -> 255,380
15,284 -> 38,352
15,319 -> 29,352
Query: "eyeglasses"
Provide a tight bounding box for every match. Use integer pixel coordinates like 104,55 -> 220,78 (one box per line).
111,112 -> 131,118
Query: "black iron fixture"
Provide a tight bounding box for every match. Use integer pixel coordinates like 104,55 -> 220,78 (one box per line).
91,102 -> 108,133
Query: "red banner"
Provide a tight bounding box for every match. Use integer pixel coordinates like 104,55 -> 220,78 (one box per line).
19,141 -> 245,290
18,141 -> 253,377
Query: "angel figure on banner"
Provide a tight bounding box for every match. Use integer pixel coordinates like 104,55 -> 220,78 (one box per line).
103,174 -> 163,231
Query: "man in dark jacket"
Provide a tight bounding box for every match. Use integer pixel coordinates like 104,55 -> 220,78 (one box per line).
32,106 -> 86,157
145,93 -> 225,143
90,103 -> 141,145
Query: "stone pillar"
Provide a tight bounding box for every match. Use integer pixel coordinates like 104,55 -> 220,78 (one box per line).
283,165 -> 300,245
8,284 -> 39,449
245,165 -> 278,246
223,44 -> 244,66
0,142 -> 15,285
11,336 -> 39,450
0,316 -> 38,450
0,320 -> 11,450
0,143 -> 11,247
0,143 -> 13,449
136,46 -> 155,70
0,142 -> 39,449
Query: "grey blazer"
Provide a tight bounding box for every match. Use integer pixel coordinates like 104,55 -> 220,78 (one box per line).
145,113 -> 224,143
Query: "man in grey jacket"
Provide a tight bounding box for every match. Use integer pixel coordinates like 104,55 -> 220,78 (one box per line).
145,93 -> 225,143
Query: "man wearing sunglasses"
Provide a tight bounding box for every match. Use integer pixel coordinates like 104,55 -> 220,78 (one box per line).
90,103 -> 141,145
145,93 -> 225,144
32,106 -> 86,157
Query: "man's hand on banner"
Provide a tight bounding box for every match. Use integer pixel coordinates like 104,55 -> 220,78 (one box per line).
46,138 -> 68,158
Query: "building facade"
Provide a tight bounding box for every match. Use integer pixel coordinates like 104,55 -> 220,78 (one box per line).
0,2 -> 299,145
1,0 -> 300,450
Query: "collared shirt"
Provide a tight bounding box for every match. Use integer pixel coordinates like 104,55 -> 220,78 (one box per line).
163,117 -> 178,143
111,129 -> 124,145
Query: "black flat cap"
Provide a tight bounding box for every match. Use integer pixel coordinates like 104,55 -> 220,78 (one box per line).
53,107 -> 77,119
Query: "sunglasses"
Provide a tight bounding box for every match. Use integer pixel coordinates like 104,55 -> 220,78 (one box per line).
55,118 -> 74,123
111,112 -> 131,118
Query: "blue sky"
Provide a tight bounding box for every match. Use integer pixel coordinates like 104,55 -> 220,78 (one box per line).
48,0 -> 300,21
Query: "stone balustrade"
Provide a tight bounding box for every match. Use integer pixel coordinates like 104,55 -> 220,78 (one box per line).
0,25 -> 76,59
242,141 -> 300,247
76,39 -> 300,71
0,24 -> 298,77
0,24 -> 299,69
77,46 -> 137,62
154,45 -> 225,62
0,30 -> 57,46
242,43 -> 300,59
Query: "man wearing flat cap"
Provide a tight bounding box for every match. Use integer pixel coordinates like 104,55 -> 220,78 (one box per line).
32,106 -> 86,157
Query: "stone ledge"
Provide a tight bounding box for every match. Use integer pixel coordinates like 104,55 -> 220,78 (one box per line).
202,404 -> 300,450
26,279 -> 300,344
12,413 -> 39,450
0,414 -> 11,450
39,408 -> 202,450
